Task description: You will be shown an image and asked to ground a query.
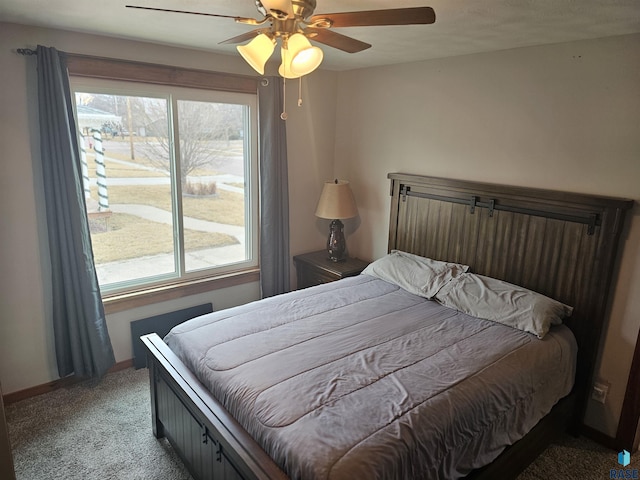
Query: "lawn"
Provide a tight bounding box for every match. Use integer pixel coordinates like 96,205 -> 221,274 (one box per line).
84,143 -> 246,264
90,213 -> 239,264
105,185 -> 245,226
85,153 -> 166,178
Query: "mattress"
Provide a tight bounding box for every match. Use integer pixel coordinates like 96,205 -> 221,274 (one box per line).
165,274 -> 577,480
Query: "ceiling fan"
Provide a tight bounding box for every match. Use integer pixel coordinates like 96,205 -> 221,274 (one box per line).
126,1 -> 436,78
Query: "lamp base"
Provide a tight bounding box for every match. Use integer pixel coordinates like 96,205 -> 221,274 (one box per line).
326,219 -> 346,262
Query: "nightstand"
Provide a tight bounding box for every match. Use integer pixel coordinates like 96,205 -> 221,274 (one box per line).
293,250 -> 369,289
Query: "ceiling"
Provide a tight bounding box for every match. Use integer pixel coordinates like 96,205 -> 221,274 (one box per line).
2,0 -> 639,71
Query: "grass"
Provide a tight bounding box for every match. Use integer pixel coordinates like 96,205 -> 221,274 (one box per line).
90,213 -> 238,264
104,185 -> 245,226
84,148 -> 245,264
85,154 -> 166,178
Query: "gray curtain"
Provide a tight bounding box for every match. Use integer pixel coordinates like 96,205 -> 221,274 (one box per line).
258,77 -> 290,297
36,45 -> 115,378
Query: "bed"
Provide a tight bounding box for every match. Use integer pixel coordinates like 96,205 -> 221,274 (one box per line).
141,173 -> 633,480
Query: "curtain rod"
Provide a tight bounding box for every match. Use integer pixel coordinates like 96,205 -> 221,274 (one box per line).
17,48 -> 37,56
16,48 -> 95,61
14,48 -> 259,81
16,48 -> 99,61
16,47 -> 88,58
14,47 -> 261,94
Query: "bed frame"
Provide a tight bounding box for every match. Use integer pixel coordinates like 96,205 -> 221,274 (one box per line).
142,173 -> 633,480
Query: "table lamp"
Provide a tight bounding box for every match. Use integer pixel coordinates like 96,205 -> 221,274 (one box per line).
315,179 -> 358,262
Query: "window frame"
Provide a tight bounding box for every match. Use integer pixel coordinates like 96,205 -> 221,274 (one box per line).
66,55 -> 261,313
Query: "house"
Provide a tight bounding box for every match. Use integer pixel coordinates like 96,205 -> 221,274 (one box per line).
0,4 -> 638,460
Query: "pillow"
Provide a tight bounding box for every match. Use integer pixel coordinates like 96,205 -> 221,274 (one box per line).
434,273 -> 573,339
361,250 -> 469,299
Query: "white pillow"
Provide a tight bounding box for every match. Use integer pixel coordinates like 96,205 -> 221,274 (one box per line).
361,250 -> 469,299
435,273 -> 573,339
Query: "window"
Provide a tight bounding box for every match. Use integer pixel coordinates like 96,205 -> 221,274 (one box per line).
71,78 -> 258,296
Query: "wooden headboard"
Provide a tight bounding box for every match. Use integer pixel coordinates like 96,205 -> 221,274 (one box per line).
387,173 -> 633,424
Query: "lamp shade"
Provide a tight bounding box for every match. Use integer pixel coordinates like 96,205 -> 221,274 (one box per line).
278,46 -> 301,79
279,33 -> 323,79
315,180 -> 358,220
237,34 -> 276,75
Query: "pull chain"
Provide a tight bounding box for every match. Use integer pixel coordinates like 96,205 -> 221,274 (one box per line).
281,77 -> 288,120
298,76 -> 303,107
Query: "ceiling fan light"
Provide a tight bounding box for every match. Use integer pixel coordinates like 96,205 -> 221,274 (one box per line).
291,46 -> 323,76
237,33 -> 276,75
278,49 -> 302,79
285,33 -> 323,76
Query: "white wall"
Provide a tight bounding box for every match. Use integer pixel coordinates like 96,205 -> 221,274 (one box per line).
0,22 -> 338,394
333,33 -> 640,438
278,71 -> 339,273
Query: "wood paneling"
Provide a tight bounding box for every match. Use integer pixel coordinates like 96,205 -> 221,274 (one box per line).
388,172 -> 634,427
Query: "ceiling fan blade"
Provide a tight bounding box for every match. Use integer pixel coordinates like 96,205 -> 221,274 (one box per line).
305,28 -> 371,54
310,7 -> 435,28
125,5 -> 252,22
219,29 -> 263,45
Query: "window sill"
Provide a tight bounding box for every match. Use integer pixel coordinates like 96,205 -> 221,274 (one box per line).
102,269 -> 260,314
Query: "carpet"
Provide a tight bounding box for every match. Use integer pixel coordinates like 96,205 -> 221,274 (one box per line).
5,367 -> 638,479
517,431 -> 639,480
6,368 -> 191,480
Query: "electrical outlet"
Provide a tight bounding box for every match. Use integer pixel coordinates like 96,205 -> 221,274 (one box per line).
592,381 -> 610,404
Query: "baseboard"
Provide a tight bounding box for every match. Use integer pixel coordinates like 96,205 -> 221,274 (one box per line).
2,359 -> 134,406
581,424 -> 618,451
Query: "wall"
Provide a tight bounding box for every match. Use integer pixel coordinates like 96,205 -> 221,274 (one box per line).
277,69 -> 339,273
0,23 -> 338,394
333,33 -> 640,438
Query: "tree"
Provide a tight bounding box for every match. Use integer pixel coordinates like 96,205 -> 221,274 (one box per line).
142,99 -> 244,187
78,93 -> 245,190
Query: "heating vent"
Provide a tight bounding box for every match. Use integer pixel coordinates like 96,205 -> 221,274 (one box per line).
130,303 -> 213,369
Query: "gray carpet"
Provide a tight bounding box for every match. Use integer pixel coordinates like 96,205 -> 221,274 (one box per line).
6,368 -> 192,480
5,368 -> 638,479
518,432 -> 639,480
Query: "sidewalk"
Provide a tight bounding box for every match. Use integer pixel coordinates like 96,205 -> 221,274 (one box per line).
95,203 -> 247,285
88,174 -> 245,194
108,204 -> 244,240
